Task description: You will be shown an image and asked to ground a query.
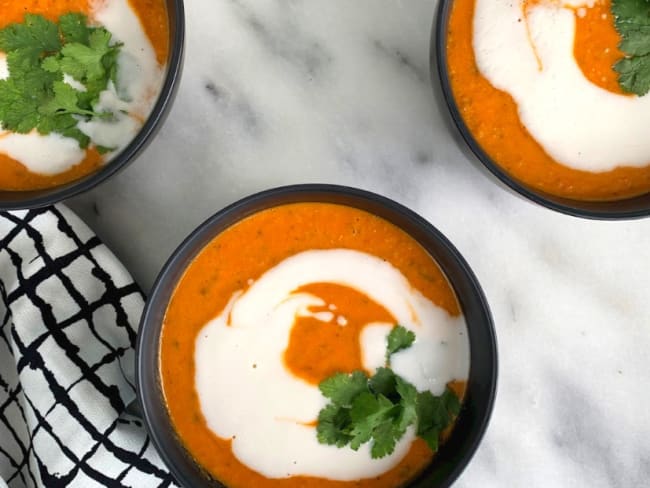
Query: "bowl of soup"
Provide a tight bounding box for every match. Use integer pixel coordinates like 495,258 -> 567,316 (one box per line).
434,0 -> 650,219
0,0 -> 184,209
137,184 -> 497,487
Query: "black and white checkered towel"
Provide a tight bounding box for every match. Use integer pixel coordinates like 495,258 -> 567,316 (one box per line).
0,206 -> 177,488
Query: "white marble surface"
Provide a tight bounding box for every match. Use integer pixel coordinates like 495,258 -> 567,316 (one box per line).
68,1 -> 650,486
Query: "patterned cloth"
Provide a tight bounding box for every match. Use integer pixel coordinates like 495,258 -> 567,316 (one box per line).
0,206 -> 177,488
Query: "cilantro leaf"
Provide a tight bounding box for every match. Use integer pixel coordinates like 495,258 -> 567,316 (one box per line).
612,0 -> 650,95
0,14 -> 60,59
59,33 -> 112,83
78,76 -> 110,109
349,392 -> 396,450
0,75 -> 43,133
42,53 -> 86,82
102,44 -> 122,89
348,426 -> 373,452
37,110 -> 89,148
316,403 -> 352,448
59,13 -> 90,45
619,26 -> 650,56
6,49 -> 58,96
350,392 -> 395,425
370,420 -> 401,459
612,0 -> 650,29
615,55 -> 650,94
319,371 -> 368,407
369,367 -> 397,397
442,387 -> 461,417
395,376 -> 418,432
386,325 -> 415,361
96,145 -> 115,154
416,387 -> 462,451
40,81 -> 96,118
395,376 -> 418,404
419,427 -> 440,452
416,391 -> 448,435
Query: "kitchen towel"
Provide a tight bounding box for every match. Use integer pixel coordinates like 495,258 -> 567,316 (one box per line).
0,205 -> 177,488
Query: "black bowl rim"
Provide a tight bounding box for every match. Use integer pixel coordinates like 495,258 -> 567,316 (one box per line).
433,0 -> 650,220
136,183 -> 498,488
0,0 -> 186,210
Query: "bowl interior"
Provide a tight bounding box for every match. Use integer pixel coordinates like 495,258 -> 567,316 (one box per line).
0,0 -> 185,210
137,184 -> 498,488
433,0 -> 650,220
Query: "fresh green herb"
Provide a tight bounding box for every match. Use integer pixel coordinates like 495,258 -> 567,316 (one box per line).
315,326 -> 461,459
368,367 -> 398,397
0,13 -> 122,149
59,13 -> 91,45
612,0 -> 650,95
0,14 -> 60,58
319,371 -> 369,408
96,145 -> 114,155
415,388 -> 461,452
385,325 -> 415,362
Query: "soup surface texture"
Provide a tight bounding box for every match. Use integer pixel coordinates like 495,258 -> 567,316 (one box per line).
447,0 -> 650,201
0,0 -> 169,190
160,202 -> 470,488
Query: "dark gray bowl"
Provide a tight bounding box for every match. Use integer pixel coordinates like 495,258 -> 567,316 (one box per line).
432,0 -> 650,220
0,0 -> 185,210
136,184 -> 498,488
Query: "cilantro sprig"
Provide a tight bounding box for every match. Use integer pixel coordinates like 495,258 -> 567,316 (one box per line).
385,324 -> 415,363
0,13 -> 123,149
316,325 -> 461,459
612,0 -> 650,96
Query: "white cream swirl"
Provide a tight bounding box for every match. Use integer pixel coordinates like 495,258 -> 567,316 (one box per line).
473,0 -> 650,172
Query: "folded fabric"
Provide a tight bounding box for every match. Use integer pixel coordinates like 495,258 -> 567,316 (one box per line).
0,206 -> 177,488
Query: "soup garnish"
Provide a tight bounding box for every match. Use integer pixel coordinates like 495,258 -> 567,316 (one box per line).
612,0 -> 650,96
0,14 -> 123,152
317,325 -> 460,459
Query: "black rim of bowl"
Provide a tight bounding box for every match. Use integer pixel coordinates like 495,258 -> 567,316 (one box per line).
137,184 -> 498,488
0,0 -> 185,210
433,0 -> 650,220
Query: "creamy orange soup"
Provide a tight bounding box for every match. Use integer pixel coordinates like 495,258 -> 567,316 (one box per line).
0,0 -> 169,191
446,0 -> 650,201
160,202 -> 467,488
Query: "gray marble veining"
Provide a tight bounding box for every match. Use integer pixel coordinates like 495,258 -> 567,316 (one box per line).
68,1 -> 650,486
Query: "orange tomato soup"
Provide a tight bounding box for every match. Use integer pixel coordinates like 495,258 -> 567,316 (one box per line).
160,202 -> 466,488
446,0 -> 650,201
0,0 -> 169,191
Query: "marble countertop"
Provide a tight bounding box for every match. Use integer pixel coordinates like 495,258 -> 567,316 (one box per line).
68,1 -> 650,486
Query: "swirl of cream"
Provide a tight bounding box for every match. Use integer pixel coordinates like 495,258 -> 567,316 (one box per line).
194,249 -> 469,480
473,0 -> 650,172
